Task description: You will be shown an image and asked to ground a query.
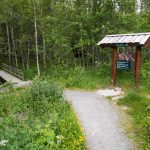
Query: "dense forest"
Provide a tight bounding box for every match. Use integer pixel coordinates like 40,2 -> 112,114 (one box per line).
0,0 -> 150,75
0,1 -> 150,150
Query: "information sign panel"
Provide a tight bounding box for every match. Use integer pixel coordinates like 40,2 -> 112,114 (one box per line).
117,60 -> 131,70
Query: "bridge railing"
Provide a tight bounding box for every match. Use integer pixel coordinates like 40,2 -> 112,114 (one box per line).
2,63 -> 24,80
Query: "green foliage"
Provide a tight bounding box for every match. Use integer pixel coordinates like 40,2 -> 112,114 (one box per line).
0,81 -> 13,90
0,80 -> 86,149
29,78 -> 63,102
118,91 -> 150,149
46,65 -> 111,90
24,67 -> 37,80
96,62 -> 111,77
1,0 -> 150,72
141,62 -> 150,87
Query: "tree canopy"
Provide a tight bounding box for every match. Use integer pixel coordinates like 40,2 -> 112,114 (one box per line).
0,0 -> 150,74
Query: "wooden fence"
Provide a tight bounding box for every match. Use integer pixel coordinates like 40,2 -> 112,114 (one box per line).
2,63 -> 24,80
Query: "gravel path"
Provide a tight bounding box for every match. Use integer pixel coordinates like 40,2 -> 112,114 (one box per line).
64,89 -> 133,150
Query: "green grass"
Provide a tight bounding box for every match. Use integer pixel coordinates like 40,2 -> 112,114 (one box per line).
24,63 -> 112,90
48,66 -> 111,90
0,79 -> 86,149
22,62 -> 150,149
23,61 -> 150,91
0,60 -> 149,150
118,91 -> 150,150
116,62 -> 150,149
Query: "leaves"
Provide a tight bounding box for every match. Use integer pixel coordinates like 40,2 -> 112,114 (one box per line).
0,80 -> 86,149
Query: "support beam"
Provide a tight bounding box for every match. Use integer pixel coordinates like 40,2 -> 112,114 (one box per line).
112,47 -> 117,86
135,46 -> 142,87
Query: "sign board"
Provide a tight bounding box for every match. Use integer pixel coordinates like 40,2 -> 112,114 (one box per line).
117,60 -> 131,70
115,43 -> 128,47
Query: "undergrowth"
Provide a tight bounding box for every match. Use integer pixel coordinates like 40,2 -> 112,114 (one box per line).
22,61 -> 150,150
117,62 -> 150,150
0,79 -> 86,149
118,91 -> 150,150
25,63 -> 111,90
24,61 -> 150,91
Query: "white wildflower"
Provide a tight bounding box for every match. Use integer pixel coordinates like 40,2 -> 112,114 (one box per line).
0,140 -> 9,146
56,135 -> 64,145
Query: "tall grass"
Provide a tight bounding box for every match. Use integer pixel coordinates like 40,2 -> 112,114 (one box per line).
0,79 -> 86,149
23,61 -> 149,91
48,66 -> 111,89
118,90 -> 150,149
24,63 -> 111,90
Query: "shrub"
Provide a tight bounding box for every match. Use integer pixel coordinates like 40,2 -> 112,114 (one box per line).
0,79 -> 86,149
96,62 -> 111,77
141,62 -> 150,83
29,78 -> 63,102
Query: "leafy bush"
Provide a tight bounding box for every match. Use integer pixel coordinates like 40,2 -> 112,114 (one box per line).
0,79 -> 86,149
141,62 -> 150,86
29,78 -> 63,102
96,62 -> 111,77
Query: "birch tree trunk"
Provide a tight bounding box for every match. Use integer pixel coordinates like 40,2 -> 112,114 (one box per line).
6,23 -> 11,65
33,0 -> 40,76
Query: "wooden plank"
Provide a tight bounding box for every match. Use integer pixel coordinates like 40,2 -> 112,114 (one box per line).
135,46 -> 141,87
107,32 -> 150,37
122,36 -> 134,43
98,33 -> 150,47
116,36 -> 126,43
2,63 -> 24,80
140,35 -> 150,45
112,47 -> 117,86
144,36 -> 150,48
0,70 -> 22,83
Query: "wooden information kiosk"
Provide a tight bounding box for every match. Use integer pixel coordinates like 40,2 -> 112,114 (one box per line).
97,33 -> 150,87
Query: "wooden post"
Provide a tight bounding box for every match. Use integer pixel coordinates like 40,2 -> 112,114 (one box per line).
112,47 -> 117,86
135,46 -> 141,87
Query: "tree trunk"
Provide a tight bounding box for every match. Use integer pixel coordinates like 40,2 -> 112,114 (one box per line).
92,46 -> 95,66
27,41 -> 30,70
33,0 -> 40,76
21,48 -> 25,70
42,33 -> 46,68
40,0 -> 46,69
81,46 -> 85,67
11,24 -> 18,67
6,23 -> 11,65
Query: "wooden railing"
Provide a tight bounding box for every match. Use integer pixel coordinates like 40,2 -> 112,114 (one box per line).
2,63 -> 24,80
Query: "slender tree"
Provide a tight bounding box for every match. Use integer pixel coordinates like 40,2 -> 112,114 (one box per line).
33,0 -> 40,76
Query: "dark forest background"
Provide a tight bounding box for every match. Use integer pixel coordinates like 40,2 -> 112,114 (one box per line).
0,0 -> 150,76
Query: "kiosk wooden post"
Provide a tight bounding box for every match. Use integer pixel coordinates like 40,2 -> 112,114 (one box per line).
112,47 -> 117,86
135,46 -> 141,87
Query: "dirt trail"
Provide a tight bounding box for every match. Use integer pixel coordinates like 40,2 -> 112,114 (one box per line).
64,89 -> 133,150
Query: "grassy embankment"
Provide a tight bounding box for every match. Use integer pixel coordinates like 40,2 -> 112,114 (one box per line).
0,79 -> 86,149
118,90 -> 150,150
24,62 -> 150,150
1,59 -> 150,149
117,62 -> 150,150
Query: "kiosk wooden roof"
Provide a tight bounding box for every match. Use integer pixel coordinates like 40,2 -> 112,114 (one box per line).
97,32 -> 150,87
97,32 -> 150,48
